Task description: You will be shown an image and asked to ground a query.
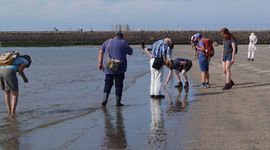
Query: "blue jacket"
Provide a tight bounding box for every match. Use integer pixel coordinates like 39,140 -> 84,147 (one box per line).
101,37 -> 133,74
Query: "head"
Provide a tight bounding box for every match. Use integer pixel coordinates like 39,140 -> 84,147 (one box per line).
21,55 -> 32,68
220,27 -> 232,40
164,59 -> 173,69
164,38 -> 174,49
250,32 -> 255,36
193,33 -> 202,42
115,31 -> 123,39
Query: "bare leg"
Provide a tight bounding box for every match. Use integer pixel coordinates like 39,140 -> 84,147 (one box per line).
225,61 -> 232,83
4,90 -> 11,115
181,70 -> 188,82
11,90 -> 19,115
201,72 -> 206,83
205,71 -> 209,83
174,70 -> 181,82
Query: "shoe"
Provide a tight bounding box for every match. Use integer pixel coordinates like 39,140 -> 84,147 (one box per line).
206,83 -> 210,88
152,95 -> 165,99
201,83 -> 207,89
184,81 -> 189,89
251,59 -> 254,61
230,80 -> 235,86
222,83 -> 232,90
101,100 -> 107,106
116,103 -> 124,107
175,82 -> 183,88
247,58 -> 250,61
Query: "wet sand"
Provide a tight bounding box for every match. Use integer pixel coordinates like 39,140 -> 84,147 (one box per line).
179,44 -> 270,150
0,45 -> 270,149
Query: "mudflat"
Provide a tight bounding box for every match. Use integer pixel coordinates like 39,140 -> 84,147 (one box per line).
0,45 -> 269,150
179,44 -> 270,150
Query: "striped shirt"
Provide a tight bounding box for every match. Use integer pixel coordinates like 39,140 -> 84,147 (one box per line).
149,40 -> 172,60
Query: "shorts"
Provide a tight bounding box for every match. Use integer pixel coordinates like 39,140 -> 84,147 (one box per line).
0,69 -> 18,90
198,53 -> 209,72
223,54 -> 232,62
183,61 -> 192,72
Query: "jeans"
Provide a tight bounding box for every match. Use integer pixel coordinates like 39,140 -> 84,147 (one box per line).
103,73 -> 125,97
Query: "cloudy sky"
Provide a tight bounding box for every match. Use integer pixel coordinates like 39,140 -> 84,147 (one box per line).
0,0 -> 269,31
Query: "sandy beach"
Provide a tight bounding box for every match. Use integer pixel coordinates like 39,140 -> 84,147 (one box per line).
0,45 -> 269,150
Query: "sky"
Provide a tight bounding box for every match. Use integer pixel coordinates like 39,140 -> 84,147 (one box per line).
0,0 -> 269,31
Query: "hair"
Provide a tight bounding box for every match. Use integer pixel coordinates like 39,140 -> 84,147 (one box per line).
164,59 -> 173,69
164,38 -> 174,49
220,27 -> 235,40
20,55 -> 32,68
115,31 -> 123,39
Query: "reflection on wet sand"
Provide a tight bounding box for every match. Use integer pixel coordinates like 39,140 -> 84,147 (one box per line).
165,88 -> 189,113
101,107 -> 127,149
148,98 -> 167,149
0,117 -> 20,150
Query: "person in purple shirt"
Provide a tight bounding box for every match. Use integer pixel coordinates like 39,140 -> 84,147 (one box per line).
98,31 -> 133,107
192,33 -> 210,88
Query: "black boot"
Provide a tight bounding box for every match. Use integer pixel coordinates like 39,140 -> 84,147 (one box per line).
101,93 -> 109,106
116,96 -> 124,106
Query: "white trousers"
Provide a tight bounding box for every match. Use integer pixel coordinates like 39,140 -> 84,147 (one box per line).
248,44 -> 256,59
150,58 -> 164,95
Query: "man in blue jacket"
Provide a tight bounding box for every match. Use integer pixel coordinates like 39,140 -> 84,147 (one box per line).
98,31 -> 133,106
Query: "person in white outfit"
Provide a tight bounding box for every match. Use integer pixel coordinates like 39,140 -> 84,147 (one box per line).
141,38 -> 173,99
248,33 -> 257,61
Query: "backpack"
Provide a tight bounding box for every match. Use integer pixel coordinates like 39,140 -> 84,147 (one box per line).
202,38 -> 214,57
0,51 -> 20,66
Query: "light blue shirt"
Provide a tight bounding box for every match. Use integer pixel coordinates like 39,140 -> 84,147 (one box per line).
0,57 -> 29,71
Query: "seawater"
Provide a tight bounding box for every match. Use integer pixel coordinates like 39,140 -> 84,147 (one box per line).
0,46 -> 149,144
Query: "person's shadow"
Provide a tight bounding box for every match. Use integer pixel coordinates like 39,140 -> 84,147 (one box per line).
0,116 -> 20,150
101,107 -> 127,149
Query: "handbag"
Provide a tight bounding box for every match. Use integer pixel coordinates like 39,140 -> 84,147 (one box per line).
152,57 -> 164,70
106,58 -> 121,72
105,39 -> 122,72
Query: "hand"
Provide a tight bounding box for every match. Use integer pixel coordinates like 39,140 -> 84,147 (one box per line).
23,77 -> 28,83
231,59 -> 235,64
98,64 -> 104,71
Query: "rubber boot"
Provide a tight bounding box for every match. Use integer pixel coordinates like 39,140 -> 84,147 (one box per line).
116,96 -> 124,107
101,93 -> 109,106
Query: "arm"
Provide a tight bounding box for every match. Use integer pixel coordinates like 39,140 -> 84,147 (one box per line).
18,64 -> 28,83
254,37 -> 257,44
163,69 -> 173,88
126,42 -> 133,55
143,48 -> 152,58
196,44 -> 206,52
231,42 -> 236,64
98,49 -> 104,71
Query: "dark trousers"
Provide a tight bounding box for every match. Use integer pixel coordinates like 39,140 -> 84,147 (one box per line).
103,73 -> 125,97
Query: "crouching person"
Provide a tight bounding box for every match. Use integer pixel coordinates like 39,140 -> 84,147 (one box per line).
0,52 -> 31,116
163,58 -> 192,89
